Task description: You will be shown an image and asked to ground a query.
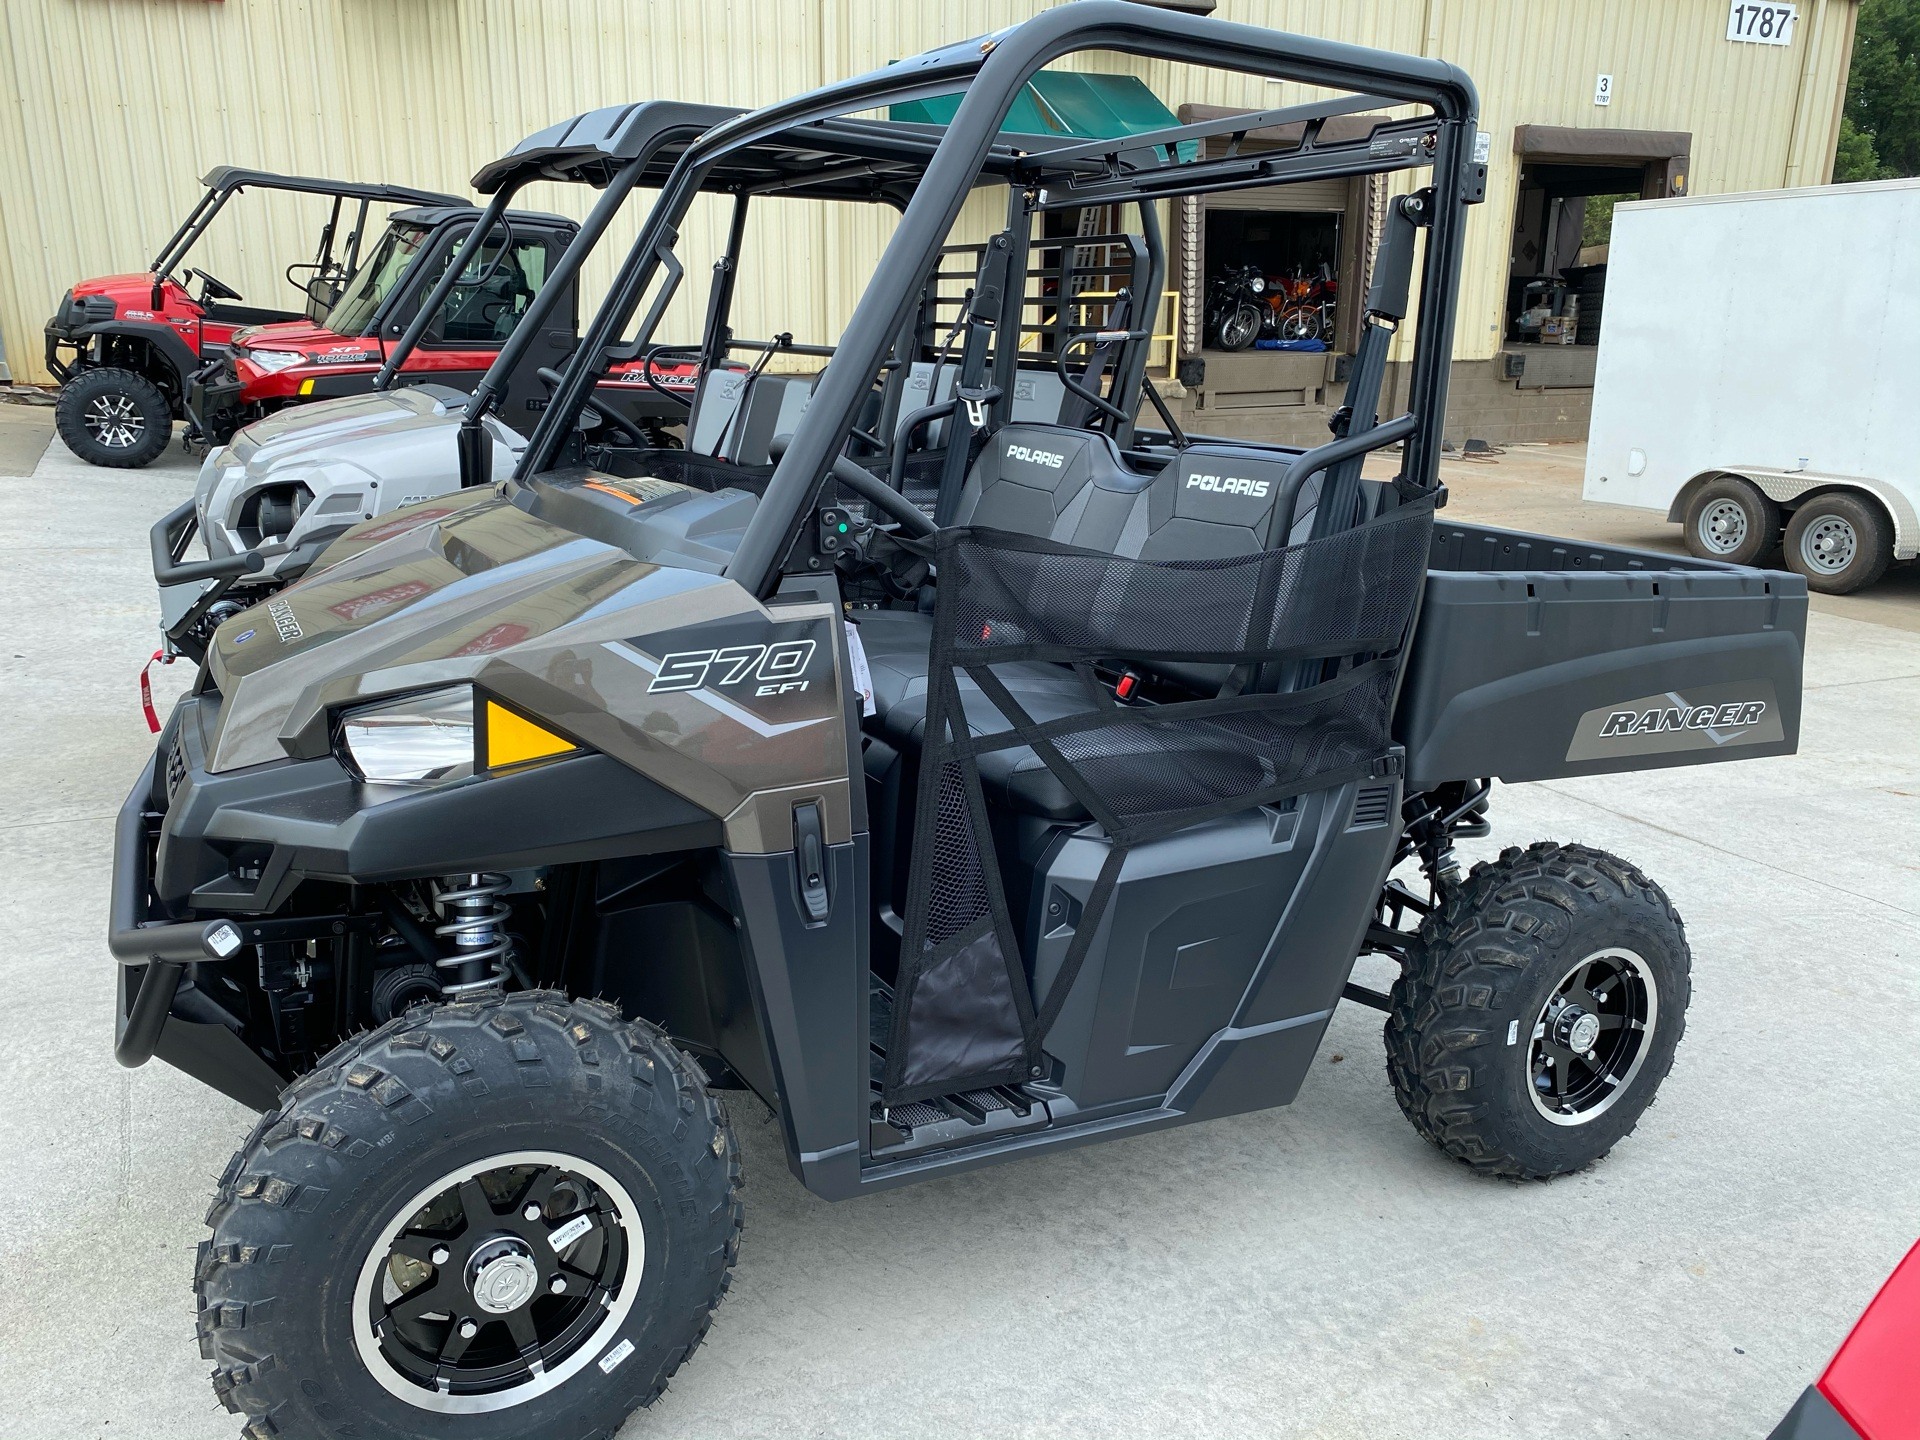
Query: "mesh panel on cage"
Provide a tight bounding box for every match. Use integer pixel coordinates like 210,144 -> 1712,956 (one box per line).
883,492 -> 1436,1107
964,661 -> 1399,840
938,500 -> 1434,667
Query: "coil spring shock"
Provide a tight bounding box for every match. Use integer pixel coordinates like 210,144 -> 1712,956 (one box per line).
432,873 -> 514,996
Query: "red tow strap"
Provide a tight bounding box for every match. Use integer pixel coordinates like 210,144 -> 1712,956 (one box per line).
139,648 -> 171,733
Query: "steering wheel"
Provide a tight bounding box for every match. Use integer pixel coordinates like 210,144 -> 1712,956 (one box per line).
536,366 -> 649,450
184,267 -> 243,304
767,434 -> 936,538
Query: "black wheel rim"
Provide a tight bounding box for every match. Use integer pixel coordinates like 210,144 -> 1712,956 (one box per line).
84,392 -> 145,448
353,1151 -> 641,1413
1528,948 -> 1658,1126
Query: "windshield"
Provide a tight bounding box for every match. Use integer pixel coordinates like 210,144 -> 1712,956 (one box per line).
324,222 -> 431,335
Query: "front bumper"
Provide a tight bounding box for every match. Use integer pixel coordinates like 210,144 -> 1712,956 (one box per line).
109,747 -> 287,1109
186,366 -> 245,447
43,321 -> 79,384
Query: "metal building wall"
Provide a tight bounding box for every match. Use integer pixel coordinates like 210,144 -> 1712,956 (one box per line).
0,0 -> 1857,382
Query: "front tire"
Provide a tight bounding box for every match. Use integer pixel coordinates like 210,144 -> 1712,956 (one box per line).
1215,301 -> 1261,351
1385,843 -> 1691,1179
54,366 -> 173,467
1782,491 -> 1894,594
1682,475 -> 1780,565
196,991 -> 742,1439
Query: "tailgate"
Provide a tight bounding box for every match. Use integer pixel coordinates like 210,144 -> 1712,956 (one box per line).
1396,523 -> 1807,787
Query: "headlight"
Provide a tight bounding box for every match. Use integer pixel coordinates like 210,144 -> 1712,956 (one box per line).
339,685 -> 581,785
340,687 -> 475,785
243,348 -> 307,374
1248,277 -> 1266,294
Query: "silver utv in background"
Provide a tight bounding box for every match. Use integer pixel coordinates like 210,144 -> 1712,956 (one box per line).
108,9 -> 1806,1439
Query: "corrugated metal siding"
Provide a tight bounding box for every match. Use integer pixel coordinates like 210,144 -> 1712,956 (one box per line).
0,0 -> 1856,381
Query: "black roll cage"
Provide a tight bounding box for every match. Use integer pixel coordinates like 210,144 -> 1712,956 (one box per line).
148,168 -> 464,297
375,102 -> 747,395
464,115 -> 1042,482
510,1 -> 1479,597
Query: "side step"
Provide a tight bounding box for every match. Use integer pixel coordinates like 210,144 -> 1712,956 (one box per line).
868,974 -> 1049,1156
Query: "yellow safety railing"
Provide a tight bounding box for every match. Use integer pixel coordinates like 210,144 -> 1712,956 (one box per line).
1018,288 -> 1182,372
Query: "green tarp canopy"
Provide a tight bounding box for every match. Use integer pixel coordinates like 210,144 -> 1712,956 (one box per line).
891,72 -> 1195,160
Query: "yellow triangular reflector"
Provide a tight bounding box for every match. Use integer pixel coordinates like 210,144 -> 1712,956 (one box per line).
485,701 -> 578,770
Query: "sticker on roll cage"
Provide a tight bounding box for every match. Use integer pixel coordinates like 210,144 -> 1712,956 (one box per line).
1565,681 -> 1783,762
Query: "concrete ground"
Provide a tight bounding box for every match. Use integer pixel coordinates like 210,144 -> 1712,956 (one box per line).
0,397 -> 55,477
0,430 -> 1915,1440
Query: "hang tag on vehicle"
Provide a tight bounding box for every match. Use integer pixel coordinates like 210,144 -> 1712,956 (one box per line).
844,622 -> 876,717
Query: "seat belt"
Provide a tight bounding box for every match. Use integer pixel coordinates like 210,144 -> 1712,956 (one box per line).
933,233 -> 1013,526
1224,192 -> 1429,702
1308,191 -> 1425,542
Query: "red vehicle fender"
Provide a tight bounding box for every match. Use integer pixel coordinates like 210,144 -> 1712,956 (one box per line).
1819,1240 -> 1920,1440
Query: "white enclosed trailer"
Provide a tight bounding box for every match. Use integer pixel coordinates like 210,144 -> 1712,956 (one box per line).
1583,178 -> 1920,593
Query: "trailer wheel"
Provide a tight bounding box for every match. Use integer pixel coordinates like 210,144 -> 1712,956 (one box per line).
54,366 -> 173,468
1783,491 -> 1894,594
1681,475 -> 1780,565
1384,842 -> 1691,1179
196,990 -> 741,1440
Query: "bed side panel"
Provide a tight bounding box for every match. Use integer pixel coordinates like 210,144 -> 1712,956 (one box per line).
1397,551 -> 1807,787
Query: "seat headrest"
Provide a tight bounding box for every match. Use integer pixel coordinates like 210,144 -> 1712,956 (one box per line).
1164,446 -> 1293,534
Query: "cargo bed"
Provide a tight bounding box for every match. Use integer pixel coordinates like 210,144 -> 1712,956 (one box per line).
1396,521 -> 1807,787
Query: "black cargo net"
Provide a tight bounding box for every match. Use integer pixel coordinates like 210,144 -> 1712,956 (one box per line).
883,494 -> 1436,1106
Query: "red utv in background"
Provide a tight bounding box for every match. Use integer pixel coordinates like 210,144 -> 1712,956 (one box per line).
184,199 -> 592,452
44,167 -> 462,468
1770,1239 -> 1920,1440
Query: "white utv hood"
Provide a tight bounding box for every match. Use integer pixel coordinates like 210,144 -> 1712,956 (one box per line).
194,384 -> 525,577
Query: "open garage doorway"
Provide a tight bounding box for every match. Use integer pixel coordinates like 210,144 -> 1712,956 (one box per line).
1505,127 -> 1691,352
1204,206 -> 1342,348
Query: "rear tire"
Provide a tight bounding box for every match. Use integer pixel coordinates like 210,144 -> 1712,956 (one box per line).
196,991 -> 742,1440
1682,475 -> 1780,565
1782,491 -> 1894,594
1385,842 -> 1691,1179
54,366 -> 172,468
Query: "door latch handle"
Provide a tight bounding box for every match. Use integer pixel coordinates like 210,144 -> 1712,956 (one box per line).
793,801 -> 830,924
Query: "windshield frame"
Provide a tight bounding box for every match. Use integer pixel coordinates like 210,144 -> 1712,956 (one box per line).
321,219 -> 434,336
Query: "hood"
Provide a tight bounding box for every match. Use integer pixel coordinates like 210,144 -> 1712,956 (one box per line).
197,387 -> 524,575
198,485 -> 849,826
225,385 -> 491,469
73,272 -> 163,299
232,319 -> 366,354
64,273 -> 200,321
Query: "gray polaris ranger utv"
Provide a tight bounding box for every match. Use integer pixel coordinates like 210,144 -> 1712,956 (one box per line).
109,9 -> 1808,1438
